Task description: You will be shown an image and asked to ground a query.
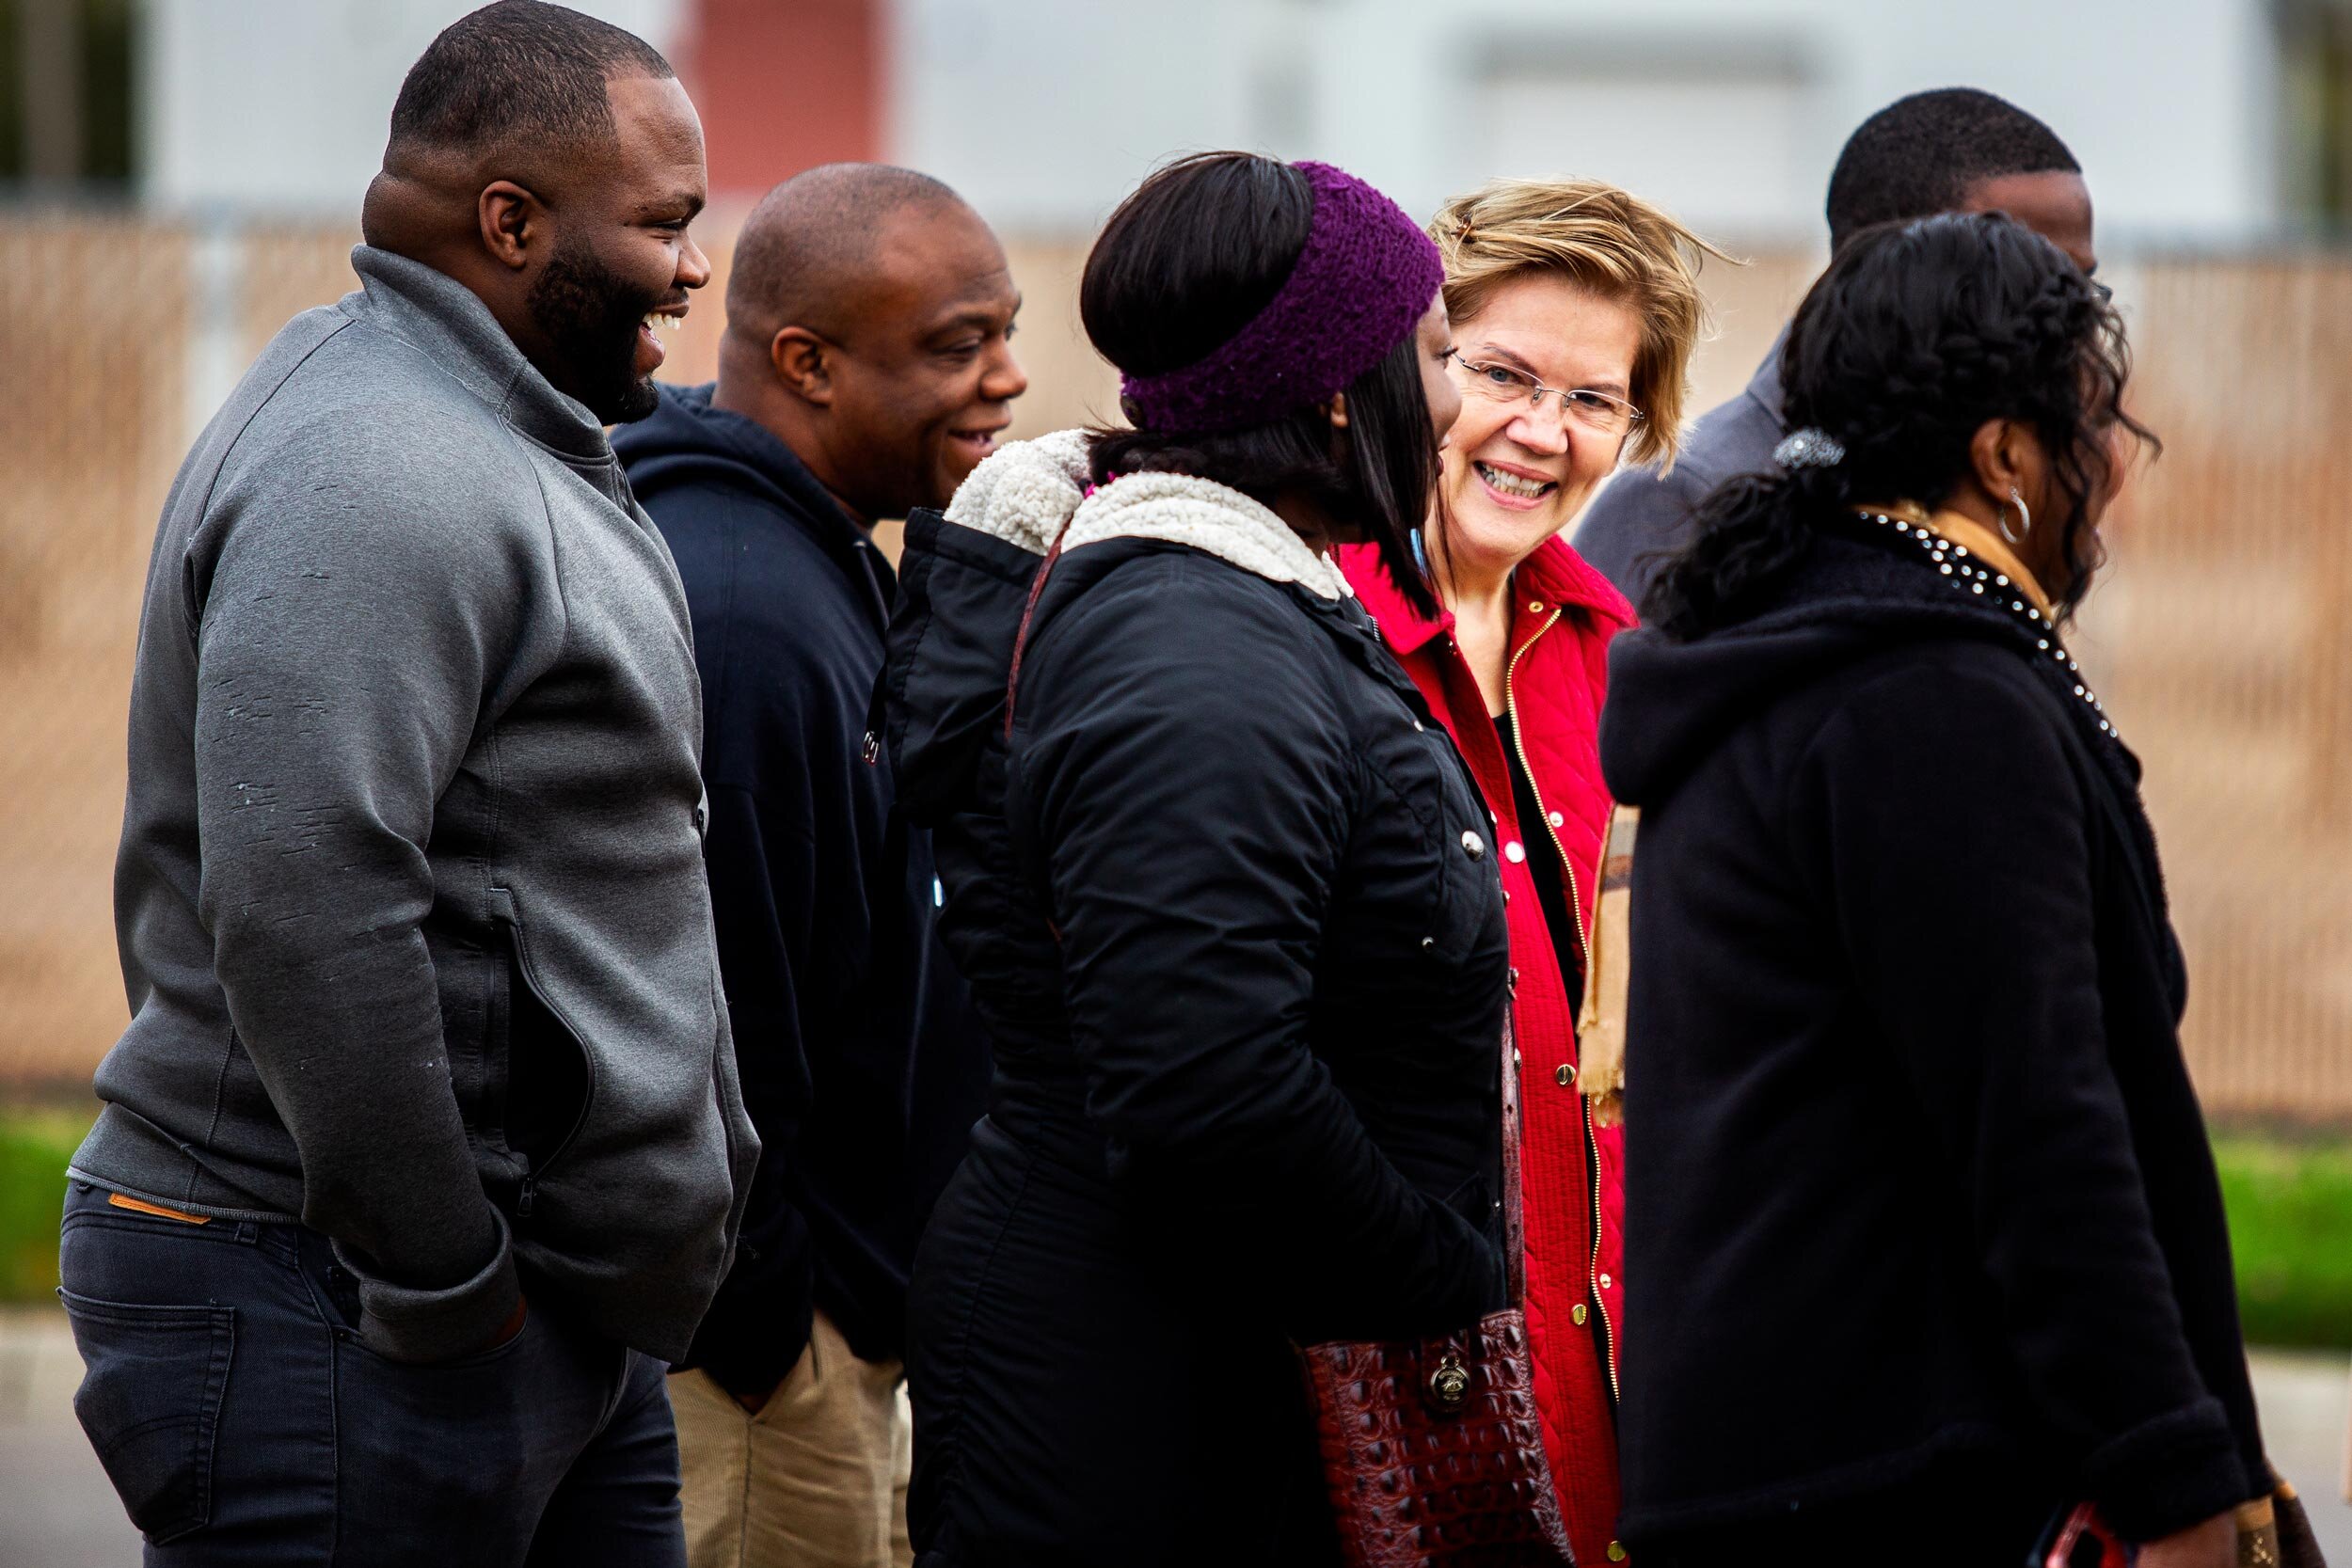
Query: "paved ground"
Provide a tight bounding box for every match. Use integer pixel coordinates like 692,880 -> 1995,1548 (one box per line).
2261,1346 -> 2352,1560
0,1307 -> 140,1566
2,1305 -> 2346,1565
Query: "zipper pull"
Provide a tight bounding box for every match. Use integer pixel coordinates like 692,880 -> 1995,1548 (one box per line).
517,1172 -> 536,1219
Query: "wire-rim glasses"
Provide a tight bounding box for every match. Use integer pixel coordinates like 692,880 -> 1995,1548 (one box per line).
1443,348 -> 1644,435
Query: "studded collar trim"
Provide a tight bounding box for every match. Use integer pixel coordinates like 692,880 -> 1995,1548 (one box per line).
1865,501 -> 2053,621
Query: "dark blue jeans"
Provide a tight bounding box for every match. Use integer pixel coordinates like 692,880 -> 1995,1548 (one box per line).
57,1180 -> 688,1566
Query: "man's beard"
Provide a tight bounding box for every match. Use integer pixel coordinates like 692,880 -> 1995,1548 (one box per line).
527,240 -> 661,424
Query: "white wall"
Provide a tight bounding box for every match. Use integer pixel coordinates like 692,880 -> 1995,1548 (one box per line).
142,0 -> 688,214
138,0 -> 2284,241
892,0 -> 2283,246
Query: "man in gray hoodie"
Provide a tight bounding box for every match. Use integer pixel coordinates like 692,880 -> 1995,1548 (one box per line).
59,4 -> 755,1560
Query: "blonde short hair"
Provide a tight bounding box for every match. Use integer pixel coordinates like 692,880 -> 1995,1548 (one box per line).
1431,178 -> 1730,469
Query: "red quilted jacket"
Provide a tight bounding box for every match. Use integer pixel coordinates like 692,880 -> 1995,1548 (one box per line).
1340,536 -> 1632,1566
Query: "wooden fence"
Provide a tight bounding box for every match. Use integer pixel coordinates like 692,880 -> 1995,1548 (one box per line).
2,213 -> 2348,1123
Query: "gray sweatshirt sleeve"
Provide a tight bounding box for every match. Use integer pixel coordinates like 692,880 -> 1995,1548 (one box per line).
189,410 -> 532,1362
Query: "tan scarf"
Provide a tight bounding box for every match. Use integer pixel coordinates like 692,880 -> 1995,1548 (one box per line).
1576,806 -> 1638,1128
1864,499 -> 2055,621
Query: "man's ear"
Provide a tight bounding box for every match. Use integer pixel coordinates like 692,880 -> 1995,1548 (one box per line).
771,326 -> 834,406
477,181 -> 540,271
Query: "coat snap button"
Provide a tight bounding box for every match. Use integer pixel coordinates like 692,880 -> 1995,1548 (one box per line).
1599,1273 -> 1613,1289
1548,811 -> 1565,828
1503,841 -> 1525,863
1460,831 -> 1485,859
1608,1544 -> 1628,1562
1556,1063 -> 1576,1086
1570,1304 -> 1588,1326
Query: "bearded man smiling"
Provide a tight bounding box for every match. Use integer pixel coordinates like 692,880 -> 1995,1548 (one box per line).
64,5 -> 755,1561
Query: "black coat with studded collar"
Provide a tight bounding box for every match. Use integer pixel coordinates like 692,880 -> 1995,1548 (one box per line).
1598,523 -> 2268,1547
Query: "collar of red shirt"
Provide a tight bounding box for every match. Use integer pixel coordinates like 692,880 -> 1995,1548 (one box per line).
1339,531 -> 1637,657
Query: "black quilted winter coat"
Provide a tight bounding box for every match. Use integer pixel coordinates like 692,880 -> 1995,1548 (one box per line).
881,433 -> 1511,1567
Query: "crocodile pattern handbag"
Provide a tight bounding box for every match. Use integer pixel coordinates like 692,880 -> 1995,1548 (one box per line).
1294,1016 -> 1577,1566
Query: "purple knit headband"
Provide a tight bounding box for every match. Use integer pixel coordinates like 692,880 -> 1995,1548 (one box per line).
1120,161 -> 1443,436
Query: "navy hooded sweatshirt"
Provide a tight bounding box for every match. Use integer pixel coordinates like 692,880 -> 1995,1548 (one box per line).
614,382 -> 990,1391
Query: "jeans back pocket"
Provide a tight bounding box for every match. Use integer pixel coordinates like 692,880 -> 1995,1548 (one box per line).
58,1288 -> 235,1544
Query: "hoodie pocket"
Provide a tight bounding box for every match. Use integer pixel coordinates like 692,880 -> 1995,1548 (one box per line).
487,888 -> 596,1219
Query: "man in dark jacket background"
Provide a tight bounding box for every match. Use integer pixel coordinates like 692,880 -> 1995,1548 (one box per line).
614,163 -> 1023,1568
1574,87 -> 2097,611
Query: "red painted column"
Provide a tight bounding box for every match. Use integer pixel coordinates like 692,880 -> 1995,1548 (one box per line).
675,0 -> 885,198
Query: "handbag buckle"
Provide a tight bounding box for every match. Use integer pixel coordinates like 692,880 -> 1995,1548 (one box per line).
1428,1348 -> 1470,1411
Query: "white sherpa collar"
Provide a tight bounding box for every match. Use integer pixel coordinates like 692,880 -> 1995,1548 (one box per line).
940,429 -> 1352,601
1066,470 -> 1351,601
943,427 -> 1089,557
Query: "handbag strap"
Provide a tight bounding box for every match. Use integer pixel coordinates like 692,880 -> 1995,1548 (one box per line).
1002,522 -> 1073,741
1499,1009 -> 1528,1305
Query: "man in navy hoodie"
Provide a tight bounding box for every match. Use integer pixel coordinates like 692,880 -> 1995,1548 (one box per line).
613,163 -> 1022,1568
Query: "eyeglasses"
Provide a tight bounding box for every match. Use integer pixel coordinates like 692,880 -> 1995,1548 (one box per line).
1443,349 -> 1644,435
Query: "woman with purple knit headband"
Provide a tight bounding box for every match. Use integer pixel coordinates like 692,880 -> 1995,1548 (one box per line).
881,151 -> 1538,1563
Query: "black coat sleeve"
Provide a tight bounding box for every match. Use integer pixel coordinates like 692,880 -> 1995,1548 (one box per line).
1790,657 -> 2258,1539
1016,564 -> 1503,1338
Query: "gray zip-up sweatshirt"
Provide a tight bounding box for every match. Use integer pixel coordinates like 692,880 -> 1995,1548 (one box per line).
73,246 -> 759,1364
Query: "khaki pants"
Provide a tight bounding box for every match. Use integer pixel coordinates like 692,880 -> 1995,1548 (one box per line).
670,1309 -> 914,1568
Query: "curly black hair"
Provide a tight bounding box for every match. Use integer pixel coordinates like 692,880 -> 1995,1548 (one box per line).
1826,88 -> 2079,252
1642,212 -> 2153,641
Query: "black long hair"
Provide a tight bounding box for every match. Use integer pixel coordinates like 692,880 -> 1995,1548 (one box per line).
1644,211 -> 2153,640
1081,151 -> 1442,618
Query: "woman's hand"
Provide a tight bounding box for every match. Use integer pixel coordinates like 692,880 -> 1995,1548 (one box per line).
2134,1510 -> 2236,1568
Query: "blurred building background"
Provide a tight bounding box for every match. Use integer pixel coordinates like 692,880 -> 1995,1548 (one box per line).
65,0 -> 2352,242
5,0 -> 2352,1118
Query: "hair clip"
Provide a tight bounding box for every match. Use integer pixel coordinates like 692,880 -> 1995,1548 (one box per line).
1772,428 -> 1846,469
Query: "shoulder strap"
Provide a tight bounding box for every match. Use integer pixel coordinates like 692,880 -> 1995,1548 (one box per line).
1499,1010 -> 1529,1304
1002,523 -> 1073,741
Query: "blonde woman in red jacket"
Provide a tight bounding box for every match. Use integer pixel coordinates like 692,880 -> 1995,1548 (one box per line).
1340,178 -> 1717,1565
